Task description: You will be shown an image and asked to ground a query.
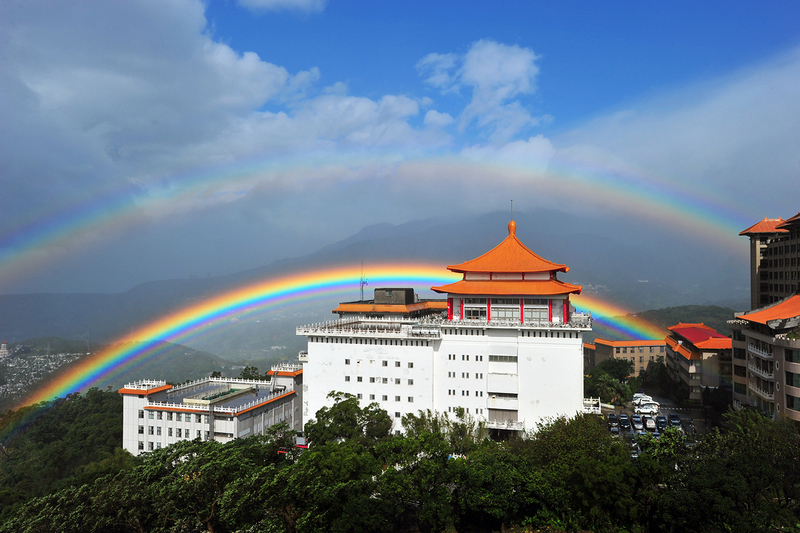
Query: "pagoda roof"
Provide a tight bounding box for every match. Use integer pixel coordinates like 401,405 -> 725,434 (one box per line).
431,279 -> 581,297
445,220 -> 568,274
739,217 -> 788,236
737,295 -> 800,329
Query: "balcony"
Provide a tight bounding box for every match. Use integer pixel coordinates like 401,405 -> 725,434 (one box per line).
748,344 -> 774,360
748,362 -> 774,380
485,419 -> 526,431
748,381 -> 775,401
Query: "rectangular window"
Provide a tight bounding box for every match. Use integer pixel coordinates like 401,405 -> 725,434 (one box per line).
345,359 -> 350,365
149,442 -> 154,451
787,372 -> 800,388
177,428 -> 182,438
148,411 -> 154,419
148,427 -> 154,435
138,441 -> 144,450
395,396 -> 400,402
786,349 -> 800,364
382,378 -> 388,384
370,377 -> 376,383
395,412 -> 401,418
345,376 -> 350,382
176,413 -> 182,422
168,428 -> 173,437
370,394 -> 375,400
395,361 -> 401,367
197,430 -> 201,438
167,413 -> 173,421
138,410 -> 144,419
408,379 -> 414,385
382,395 -> 388,401
138,425 -> 144,434
157,412 -> 163,420
357,376 -> 362,382
156,427 -> 161,436
357,393 -> 362,399
488,355 -> 518,363
408,362 -> 414,368
382,361 -> 388,367
395,378 -> 401,384
408,397 -> 414,403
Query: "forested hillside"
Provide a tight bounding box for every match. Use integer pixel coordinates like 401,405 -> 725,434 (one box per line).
0,391 -> 798,533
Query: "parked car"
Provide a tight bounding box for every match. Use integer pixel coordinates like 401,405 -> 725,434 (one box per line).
607,413 -> 619,427
669,413 -> 681,427
643,415 -> 656,430
619,414 -> 631,430
633,395 -> 653,406
656,415 -> 668,430
631,415 -> 644,431
610,426 -> 620,437
635,402 -> 660,415
632,391 -> 647,402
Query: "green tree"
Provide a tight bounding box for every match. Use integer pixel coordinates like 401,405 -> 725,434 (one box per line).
304,392 -> 392,446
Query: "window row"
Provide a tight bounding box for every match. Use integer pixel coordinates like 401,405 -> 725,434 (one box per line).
355,393 -> 414,403
345,376 -> 414,385
313,337 -> 429,346
146,411 -> 207,423
345,359 -> 414,368
446,390 -> 485,397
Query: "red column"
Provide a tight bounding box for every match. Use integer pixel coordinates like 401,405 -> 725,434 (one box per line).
486,298 -> 491,322
548,299 -> 552,322
447,298 -> 453,321
460,298 -> 464,320
520,299 -> 524,324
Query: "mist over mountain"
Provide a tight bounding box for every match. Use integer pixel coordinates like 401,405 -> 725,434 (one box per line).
0,210 -> 749,359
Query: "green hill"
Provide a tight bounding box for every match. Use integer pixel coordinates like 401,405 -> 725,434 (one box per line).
585,304 -> 736,343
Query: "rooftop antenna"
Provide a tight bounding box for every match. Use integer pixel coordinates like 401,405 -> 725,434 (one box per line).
360,261 -> 369,300
510,199 -> 513,219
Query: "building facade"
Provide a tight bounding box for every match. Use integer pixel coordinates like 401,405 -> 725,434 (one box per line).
739,213 -> 800,309
664,323 -> 732,402
298,220 -> 592,435
728,295 -> 800,422
120,364 -> 303,456
584,338 -> 667,377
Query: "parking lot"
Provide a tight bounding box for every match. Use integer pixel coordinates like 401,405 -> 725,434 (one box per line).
603,391 -> 711,445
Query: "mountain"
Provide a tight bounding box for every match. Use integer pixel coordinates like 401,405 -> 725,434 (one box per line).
0,209 -> 750,359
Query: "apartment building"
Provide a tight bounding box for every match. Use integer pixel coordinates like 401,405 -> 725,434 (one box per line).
728,295 -> 800,422
119,364 -> 303,456
739,212 -> 800,309
584,338 -> 667,377
298,220 -> 592,436
664,323 -> 731,402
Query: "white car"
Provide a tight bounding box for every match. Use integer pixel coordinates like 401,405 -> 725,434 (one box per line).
635,402 -> 660,415
633,395 -> 653,406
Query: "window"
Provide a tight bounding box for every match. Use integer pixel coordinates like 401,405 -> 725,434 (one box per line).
395,412 -> 401,418
408,397 -> 414,403
197,430 -> 201,438
382,361 -> 388,367
148,426 -> 154,435
345,359 -> 350,365
370,394 -> 375,400
408,362 -> 414,368
167,413 -> 173,421
148,411 -> 154,419
370,377 -> 376,383
138,441 -> 144,450
382,395 -> 388,401
395,378 -> 401,384
149,442 -> 154,451
395,361 -> 401,367
395,396 -> 401,402
168,428 -> 173,437
176,413 -> 182,422
196,414 -> 202,423
357,393 -> 363,399
357,376 -> 362,382
408,379 -> 414,385
138,410 -> 144,419
382,378 -> 388,384
488,355 -> 518,362
177,428 -> 182,438
157,412 -> 163,420
138,425 -> 144,434
156,427 -> 161,436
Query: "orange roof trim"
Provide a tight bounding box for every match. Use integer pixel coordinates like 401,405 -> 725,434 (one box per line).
446,220 -> 569,274
333,301 -> 447,314
431,279 -> 581,297
118,384 -> 173,396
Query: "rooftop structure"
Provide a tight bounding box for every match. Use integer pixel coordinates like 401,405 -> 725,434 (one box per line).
739,213 -> 800,309
665,323 -> 731,402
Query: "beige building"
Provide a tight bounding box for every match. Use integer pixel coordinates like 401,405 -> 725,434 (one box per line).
664,323 -> 731,402
583,338 -> 666,377
728,295 -> 800,422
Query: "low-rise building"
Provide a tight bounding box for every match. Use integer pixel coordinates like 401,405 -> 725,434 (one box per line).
584,338 -> 667,377
665,323 -> 731,402
119,364 -> 303,456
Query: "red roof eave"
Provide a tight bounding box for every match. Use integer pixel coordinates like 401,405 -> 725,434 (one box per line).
431,279 -> 582,296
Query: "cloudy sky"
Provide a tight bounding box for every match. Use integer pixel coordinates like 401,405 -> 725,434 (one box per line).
2,0 -> 799,294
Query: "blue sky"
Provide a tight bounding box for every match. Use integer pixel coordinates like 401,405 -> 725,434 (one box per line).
1,0 -> 799,293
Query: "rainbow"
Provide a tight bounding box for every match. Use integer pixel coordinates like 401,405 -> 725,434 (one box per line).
0,149 -> 753,292
18,264 -> 461,407
17,268 -> 665,408
571,293 -> 666,340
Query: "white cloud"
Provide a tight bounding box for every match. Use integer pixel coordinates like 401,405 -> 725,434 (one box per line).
423,110 -> 454,128
417,40 -> 542,142
237,0 -> 327,13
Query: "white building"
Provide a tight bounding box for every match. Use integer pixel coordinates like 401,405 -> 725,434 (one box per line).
119,363 -> 303,456
298,220 -> 591,435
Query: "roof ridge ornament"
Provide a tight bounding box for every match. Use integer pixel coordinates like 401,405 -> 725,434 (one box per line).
508,219 -> 516,237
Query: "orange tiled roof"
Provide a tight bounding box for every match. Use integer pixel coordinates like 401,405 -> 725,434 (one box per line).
584,343 -> 596,350
446,220 -> 568,274
738,295 -> 800,326
266,368 -> 303,377
431,279 -> 581,297
666,336 -> 700,361
739,217 -> 788,235
695,338 -> 732,350
776,212 -> 800,229
333,301 -> 447,314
